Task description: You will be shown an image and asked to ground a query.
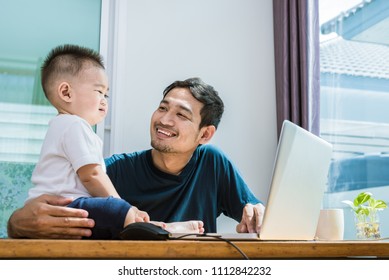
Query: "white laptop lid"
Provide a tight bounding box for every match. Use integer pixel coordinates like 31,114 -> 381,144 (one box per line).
259,120 -> 333,240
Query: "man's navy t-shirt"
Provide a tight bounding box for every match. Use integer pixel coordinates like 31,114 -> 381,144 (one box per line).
105,145 -> 260,232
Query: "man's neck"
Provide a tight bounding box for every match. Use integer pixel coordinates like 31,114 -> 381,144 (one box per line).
151,149 -> 194,175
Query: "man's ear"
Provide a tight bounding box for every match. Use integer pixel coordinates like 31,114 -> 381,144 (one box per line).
199,125 -> 216,144
57,82 -> 72,103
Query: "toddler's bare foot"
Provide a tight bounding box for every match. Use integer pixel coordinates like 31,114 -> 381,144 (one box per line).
124,206 -> 150,227
150,221 -> 166,229
164,220 -> 204,233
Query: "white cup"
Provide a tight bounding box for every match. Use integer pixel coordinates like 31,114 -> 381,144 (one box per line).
315,209 -> 344,240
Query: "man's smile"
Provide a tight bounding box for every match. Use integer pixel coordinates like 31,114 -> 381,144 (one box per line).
156,127 -> 177,137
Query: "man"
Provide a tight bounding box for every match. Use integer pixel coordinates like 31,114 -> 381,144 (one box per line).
7,77 -> 265,239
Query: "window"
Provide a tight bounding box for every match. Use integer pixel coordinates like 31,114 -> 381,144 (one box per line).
319,0 -> 389,239
0,0 -> 102,237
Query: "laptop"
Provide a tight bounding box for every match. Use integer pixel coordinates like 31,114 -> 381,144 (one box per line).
170,120 -> 333,241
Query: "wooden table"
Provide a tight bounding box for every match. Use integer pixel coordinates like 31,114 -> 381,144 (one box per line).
1,239 -> 389,259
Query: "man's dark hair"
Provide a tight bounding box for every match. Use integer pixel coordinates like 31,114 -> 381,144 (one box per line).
163,77 -> 224,129
41,44 -> 105,99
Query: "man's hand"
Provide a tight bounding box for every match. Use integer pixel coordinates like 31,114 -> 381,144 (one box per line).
7,194 -> 95,239
236,203 -> 265,233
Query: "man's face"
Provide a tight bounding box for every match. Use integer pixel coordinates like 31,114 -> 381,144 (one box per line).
150,87 -> 207,154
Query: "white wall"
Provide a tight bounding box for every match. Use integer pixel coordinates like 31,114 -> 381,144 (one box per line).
103,0 -> 278,232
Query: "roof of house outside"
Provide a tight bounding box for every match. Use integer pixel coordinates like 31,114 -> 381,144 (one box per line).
321,0 -> 372,35
321,0 -> 389,45
320,37 -> 389,80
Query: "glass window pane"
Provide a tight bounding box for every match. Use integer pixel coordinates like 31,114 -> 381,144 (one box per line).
0,0 -> 102,237
319,0 -> 389,239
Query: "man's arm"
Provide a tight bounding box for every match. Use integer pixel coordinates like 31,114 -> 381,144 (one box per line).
7,195 -> 95,239
236,203 -> 265,233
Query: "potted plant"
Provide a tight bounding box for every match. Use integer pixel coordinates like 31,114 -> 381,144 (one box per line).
342,192 -> 387,239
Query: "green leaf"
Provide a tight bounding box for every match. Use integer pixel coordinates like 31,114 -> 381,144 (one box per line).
354,192 -> 371,207
356,207 -> 370,216
373,200 -> 387,209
